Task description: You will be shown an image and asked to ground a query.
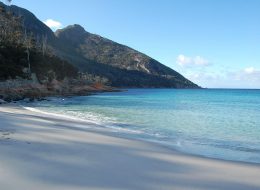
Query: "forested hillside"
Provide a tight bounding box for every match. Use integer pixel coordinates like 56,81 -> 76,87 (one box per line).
0,1 -> 199,88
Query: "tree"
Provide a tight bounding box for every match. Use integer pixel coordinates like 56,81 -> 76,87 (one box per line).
41,34 -> 47,56
0,7 -> 23,45
24,28 -> 33,77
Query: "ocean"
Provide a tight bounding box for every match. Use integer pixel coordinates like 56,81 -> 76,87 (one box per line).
22,89 -> 260,164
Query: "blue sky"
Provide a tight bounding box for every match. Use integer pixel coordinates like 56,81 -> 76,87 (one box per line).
8,0 -> 260,88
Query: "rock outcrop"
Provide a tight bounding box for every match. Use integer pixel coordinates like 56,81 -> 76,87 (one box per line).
0,79 -> 116,102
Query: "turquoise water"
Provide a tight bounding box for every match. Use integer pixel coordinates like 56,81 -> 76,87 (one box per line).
24,89 -> 260,163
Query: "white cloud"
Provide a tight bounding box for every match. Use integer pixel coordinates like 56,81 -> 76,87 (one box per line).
240,67 -> 260,81
43,19 -> 63,30
244,67 -> 257,74
229,67 -> 260,81
183,66 -> 260,88
221,67 -> 260,88
177,54 -> 209,67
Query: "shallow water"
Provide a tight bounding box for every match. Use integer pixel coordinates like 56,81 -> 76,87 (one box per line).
23,89 -> 260,163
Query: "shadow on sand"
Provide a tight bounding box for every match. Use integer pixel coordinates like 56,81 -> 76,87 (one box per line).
0,110 -> 259,190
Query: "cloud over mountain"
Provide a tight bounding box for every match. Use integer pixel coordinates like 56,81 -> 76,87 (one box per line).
44,19 -> 62,30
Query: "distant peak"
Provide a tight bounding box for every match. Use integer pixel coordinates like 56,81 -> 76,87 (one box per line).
55,24 -> 86,36
66,24 -> 85,31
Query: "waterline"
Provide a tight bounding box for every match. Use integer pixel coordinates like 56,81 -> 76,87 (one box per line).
21,89 -> 260,164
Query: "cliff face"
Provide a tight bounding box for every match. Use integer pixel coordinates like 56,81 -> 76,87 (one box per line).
0,2 -> 199,88
54,24 -> 198,88
55,25 -> 186,77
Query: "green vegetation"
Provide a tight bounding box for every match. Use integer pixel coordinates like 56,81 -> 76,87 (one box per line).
0,1 -> 199,88
0,4 -> 78,82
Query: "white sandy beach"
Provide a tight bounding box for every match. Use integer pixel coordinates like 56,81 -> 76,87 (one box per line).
0,105 -> 260,190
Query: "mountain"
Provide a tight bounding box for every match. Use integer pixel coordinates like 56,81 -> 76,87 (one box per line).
0,2 -> 78,81
54,24 -> 199,88
55,25 -> 187,78
0,2 -> 199,88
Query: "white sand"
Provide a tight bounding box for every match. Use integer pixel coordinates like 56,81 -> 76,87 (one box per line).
0,105 -> 260,190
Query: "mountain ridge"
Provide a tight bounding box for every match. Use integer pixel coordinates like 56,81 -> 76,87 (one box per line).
0,1 -> 200,88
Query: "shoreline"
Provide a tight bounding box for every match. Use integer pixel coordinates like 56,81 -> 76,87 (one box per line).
21,104 -> 259,166
0,78 -> 120,103
0,104 -> 260,190
19,99 -> 260,165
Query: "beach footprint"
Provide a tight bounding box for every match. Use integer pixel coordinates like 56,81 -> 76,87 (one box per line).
0,130 -> 13,142
0,130 -> 31,145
